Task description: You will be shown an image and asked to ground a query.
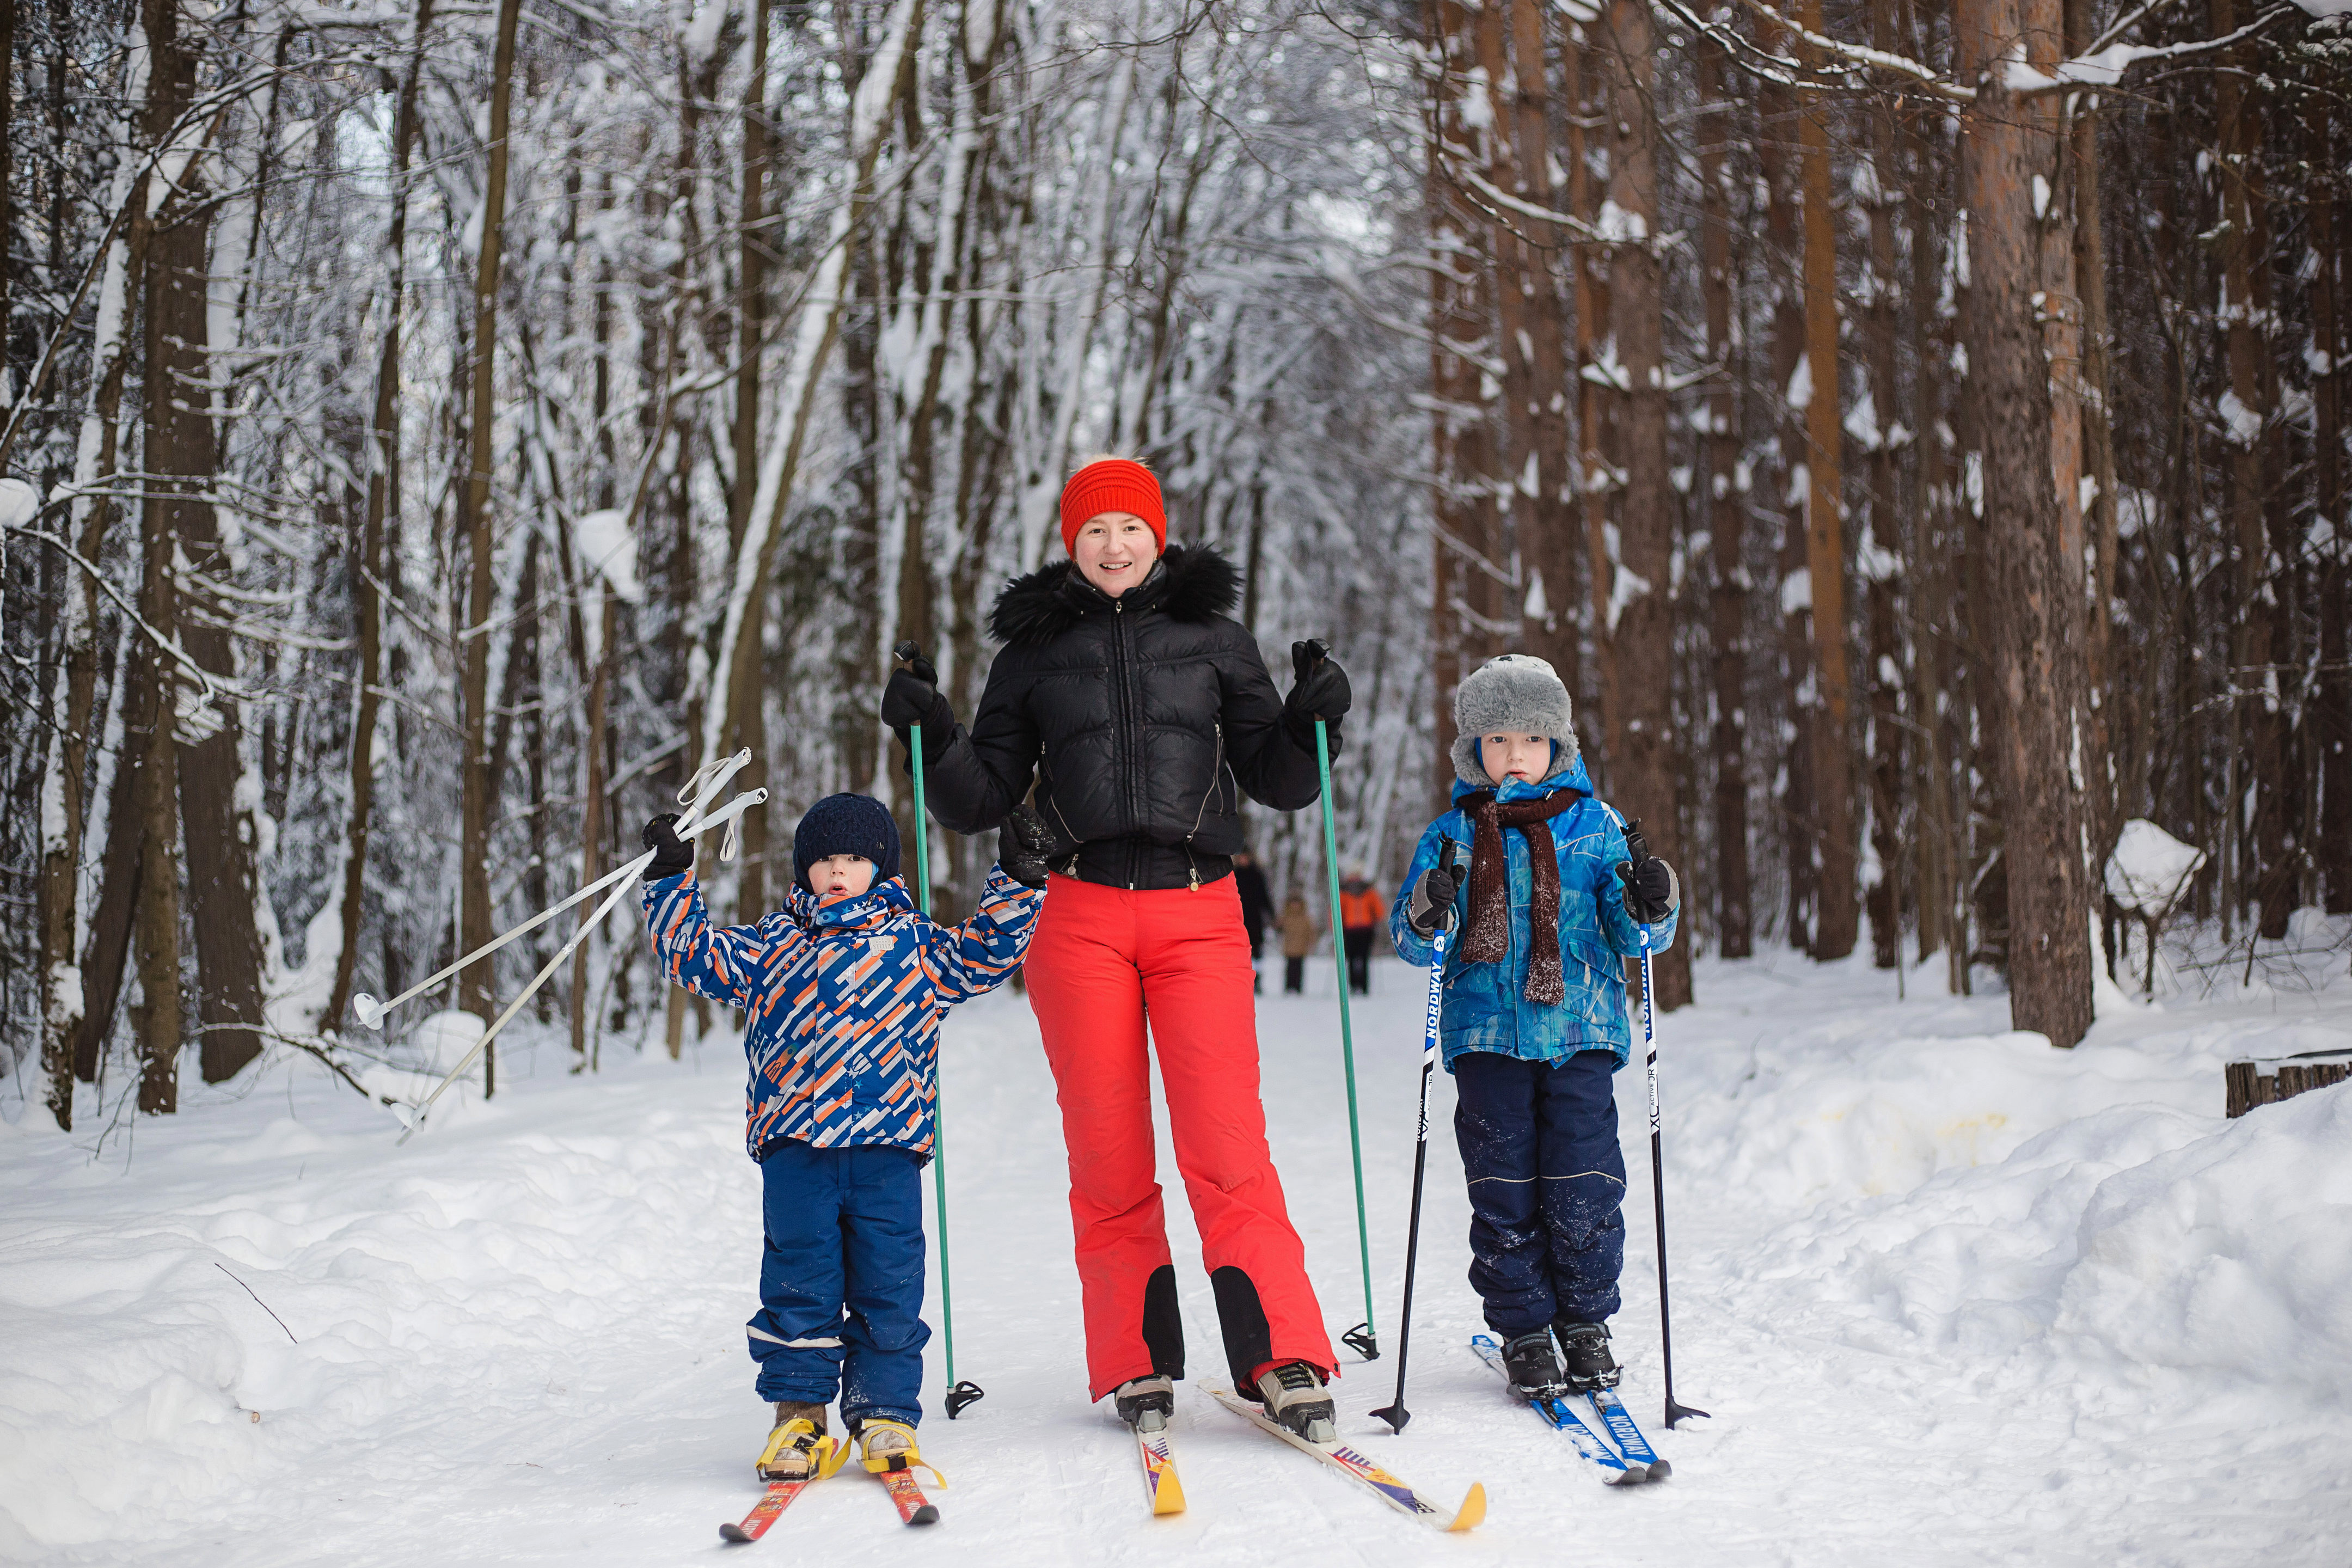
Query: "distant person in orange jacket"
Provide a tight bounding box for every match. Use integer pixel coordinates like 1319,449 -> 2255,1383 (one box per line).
1338,868 -> 1386,995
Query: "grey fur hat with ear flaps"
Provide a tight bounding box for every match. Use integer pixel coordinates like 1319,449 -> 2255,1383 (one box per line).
1451,653 -> 1580,788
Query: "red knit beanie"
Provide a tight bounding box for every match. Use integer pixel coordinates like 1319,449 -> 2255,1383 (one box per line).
1059,458 -> 1166,555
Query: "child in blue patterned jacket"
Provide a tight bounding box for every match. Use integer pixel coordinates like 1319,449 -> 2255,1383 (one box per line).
1387,655 -> 1682,1400
640,792 -> 1053,1487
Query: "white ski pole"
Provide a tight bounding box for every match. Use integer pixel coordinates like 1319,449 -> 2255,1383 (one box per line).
1372,838 -> 1457,1435
1640,923 -> 1707,1429
392,784 -> 766,1142
351,749 -> 752,1031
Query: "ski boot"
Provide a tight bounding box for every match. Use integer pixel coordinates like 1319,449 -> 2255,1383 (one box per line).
756,1401 -> 848,1483
1555,1320 -> 1622,1392
855,1418 -> 947,1487
1115,1374 -> 1175,1435
1252,1360 -> 1337,1444
1502,1329 -> 1569,1397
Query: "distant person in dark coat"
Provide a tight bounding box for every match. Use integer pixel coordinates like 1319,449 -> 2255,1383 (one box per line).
1233,850 -> 1273,991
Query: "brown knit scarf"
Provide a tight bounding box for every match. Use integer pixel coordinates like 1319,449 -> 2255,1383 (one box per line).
1458,788 -> 1584,1006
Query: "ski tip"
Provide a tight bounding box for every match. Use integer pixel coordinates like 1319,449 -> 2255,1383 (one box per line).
1445,1481 -> 1487,1532
719,1523 -> 752,1544
908,1503 -> 940,1526
1607,1463 -> 1650,1487
1641,1457 -> 1672,1483
1152,1468 -> 1188,1516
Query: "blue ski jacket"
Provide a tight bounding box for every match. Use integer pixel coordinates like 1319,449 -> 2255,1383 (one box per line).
643,867 -> 1041,1159
1388,758 -> 1677,1071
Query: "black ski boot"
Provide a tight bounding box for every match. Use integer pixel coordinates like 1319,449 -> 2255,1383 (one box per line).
1555,1320 -> 1622,1391
1251,1361 -> 1337,1444
1114,1374 -> 1174,1435
1502,1329 -> 1567,1396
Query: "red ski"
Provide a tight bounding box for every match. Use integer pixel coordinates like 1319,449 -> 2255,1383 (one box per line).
719,1480 -> 814,1543
875,1466 -> 940,1526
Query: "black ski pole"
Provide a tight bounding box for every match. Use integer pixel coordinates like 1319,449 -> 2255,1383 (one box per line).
1639,921 -> 1708,1430
1372,840 -> 1456,1435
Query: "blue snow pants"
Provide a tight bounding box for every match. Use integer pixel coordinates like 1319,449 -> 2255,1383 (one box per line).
751,1138 -> 929,1426
1451,1048 -> 1626,1332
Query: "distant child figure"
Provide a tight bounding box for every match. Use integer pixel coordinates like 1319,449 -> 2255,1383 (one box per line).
1388,655 -> 1681,1397
640,794 -> 1055,1485
1279,892 -> 1318,994
1337,869 -> 1387,995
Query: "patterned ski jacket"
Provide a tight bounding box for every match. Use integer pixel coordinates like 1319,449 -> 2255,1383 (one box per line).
643,867 -> 1042,1160
1388,758 -> 1679,1071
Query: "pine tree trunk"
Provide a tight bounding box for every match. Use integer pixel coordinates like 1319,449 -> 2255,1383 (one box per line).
1956,0 -> 2095,1047
1601,0 -> 1689,1008
1863,2 -> 1904,971
455,0 -> 525,1084
1698,30 -> 1750,959
2312,97 -> 2351,915
1796,0 -> 1856,962
1506,0 -> 1577,701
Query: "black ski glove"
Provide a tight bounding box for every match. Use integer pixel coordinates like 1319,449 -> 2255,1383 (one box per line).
1284,639 -> 1352,753
1405,840 -> 1462,937
881,645 -> 953,733
1613,819 -> 1680,924
642,813 -> 694,882
998,805 -> 1057,890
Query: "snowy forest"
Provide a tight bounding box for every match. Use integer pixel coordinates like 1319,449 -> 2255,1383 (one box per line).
4,0 -> 2351,1126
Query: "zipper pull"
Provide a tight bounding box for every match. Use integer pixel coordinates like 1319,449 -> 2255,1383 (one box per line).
1189,862 -> 1201,892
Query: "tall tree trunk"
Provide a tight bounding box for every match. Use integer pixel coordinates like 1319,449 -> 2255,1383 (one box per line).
2312,95 -> 2351,915
1600,0 -> 1689,1008
40,0 -> 168,1123
455,0 -> 525,1083
1863,0 -> 1904,970
1795,0 -> 1856,961
328,0 -> 436,1033
1956,0 -> 2095,1046
1505,0 -> 1576,699
1758,44 -> 1814,953
1698,28 -> 1750,959
2068,0 -> 2120,874
150,159 -> 269,1084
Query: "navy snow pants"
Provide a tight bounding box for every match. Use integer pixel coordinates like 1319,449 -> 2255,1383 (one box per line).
1451,1048 -> 1626,1332
751,1138 -> 929,1426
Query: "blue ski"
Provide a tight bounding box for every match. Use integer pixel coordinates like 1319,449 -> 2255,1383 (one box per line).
1468,1336 -> 1645,1486
1584,1387 -> 1672,1482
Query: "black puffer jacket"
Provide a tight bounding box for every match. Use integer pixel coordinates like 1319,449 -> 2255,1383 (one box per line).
921,545 -> 1330,891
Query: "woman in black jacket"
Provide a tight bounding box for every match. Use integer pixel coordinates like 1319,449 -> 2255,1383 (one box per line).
883,457 -> 1352,1442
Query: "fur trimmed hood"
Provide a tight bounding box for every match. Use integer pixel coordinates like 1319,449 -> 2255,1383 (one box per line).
990,543 -> 1243,648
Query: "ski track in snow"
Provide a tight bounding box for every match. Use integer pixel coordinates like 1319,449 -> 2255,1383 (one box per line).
4,938 -> 2351,1565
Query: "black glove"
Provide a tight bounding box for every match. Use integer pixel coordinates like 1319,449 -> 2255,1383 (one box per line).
998,804 -> 1056,890
1285,639 -> 1352,750
1614,818 -> 1680,924
882,645 -> 953,733
1405,840 -> 1462,937
642,813 -> 694,882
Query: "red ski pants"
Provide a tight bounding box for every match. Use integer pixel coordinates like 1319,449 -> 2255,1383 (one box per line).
1025,872 -> 1335,1401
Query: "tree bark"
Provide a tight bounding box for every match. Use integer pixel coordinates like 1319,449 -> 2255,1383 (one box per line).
328,0 -> 434,1033
455,0 -> 525,1085
1957,0 -> 2095,1047
1795,0 -> 1857,962
1600,0 -> 1689,1008
2312,95 -> 2351,915
1698,28 -> 1751,959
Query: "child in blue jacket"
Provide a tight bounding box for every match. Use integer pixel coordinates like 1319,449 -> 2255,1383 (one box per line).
1388,654 -> 1681,1396
640,793 -> 1052,1485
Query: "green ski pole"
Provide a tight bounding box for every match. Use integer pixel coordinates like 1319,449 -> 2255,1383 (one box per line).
1316,710 -> 1380,1361
897,641 -> 983,1418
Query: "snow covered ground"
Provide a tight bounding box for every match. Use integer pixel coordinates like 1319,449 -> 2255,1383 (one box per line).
5,926 -> 2351,1566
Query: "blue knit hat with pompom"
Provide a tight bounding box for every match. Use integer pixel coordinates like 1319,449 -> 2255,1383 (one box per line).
792,793 -> 902,892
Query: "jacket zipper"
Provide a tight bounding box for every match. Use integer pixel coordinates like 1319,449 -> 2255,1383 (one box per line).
1111,596 -> 1143,889
1181,721 -> 1225,891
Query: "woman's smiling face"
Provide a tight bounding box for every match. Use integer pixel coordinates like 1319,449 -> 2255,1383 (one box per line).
1070,512 -> 1161,597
